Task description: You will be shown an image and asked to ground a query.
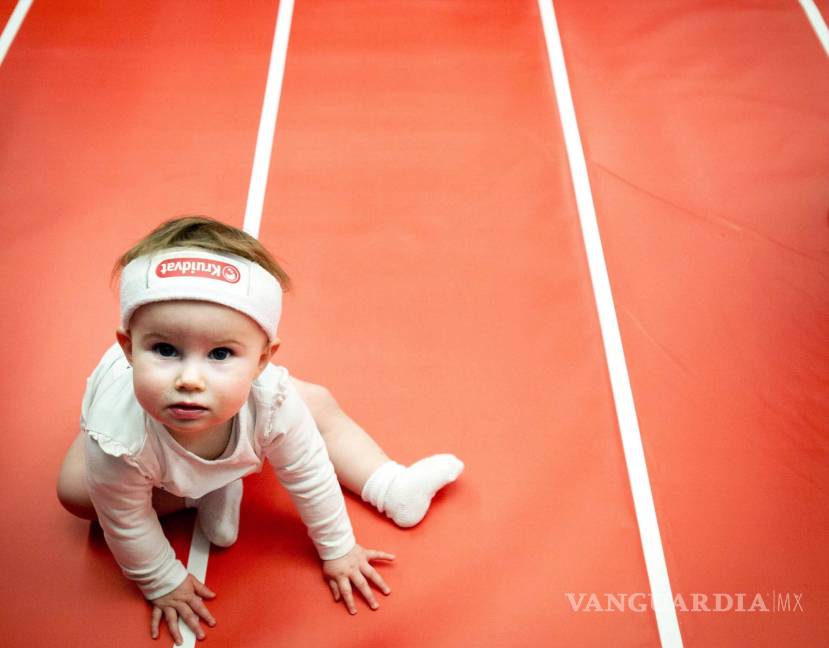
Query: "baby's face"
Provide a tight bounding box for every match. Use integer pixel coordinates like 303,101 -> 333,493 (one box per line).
119,300 -> 275,445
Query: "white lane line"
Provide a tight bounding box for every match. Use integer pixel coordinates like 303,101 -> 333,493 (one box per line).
0,0 -> 33,66
179,1 -> 295,646
177,526 -> 211,647
243,0 -> 296,237
535,2 -> 683,647
799,0 -> 829,57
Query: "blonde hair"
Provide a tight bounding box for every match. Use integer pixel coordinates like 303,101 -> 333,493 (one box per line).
111,215 -> 292,291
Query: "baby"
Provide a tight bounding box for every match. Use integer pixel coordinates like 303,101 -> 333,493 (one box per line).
56,216 -> 463,645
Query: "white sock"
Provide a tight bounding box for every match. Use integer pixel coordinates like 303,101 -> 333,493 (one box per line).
186,479 -> 243,547
361,454 -> 464,528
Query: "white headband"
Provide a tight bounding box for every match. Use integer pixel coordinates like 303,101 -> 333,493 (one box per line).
120,247 -> 282,342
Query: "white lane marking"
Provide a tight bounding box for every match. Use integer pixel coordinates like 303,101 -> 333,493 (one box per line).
0,0 -> 33,66
179,1 -> 295,646
799,0 -> 829,57
243,0 -> 295,237
535,2 -> 683,647
177,525 -> 211,647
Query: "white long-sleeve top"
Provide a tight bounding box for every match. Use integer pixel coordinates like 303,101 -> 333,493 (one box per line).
82,343 -> 356,599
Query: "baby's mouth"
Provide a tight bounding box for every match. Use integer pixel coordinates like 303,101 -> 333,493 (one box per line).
168,403 -> 208,419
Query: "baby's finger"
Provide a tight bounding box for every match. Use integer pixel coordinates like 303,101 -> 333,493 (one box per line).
173,602 -> 205,641
352,573 -> 379,611
362,562 -> 391,595
365,550 -> 396,562
192,578 -> 216,599
151,607 -> 162,639
328,579 -> 341,602
188,596 -> 217,627
164,607 -> 182,646
338,577 -> 357,615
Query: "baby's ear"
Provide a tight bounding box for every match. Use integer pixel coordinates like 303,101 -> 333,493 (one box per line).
116,328 -> 134,364
258,338 -> 281,373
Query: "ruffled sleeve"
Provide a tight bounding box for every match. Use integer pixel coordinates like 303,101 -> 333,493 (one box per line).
81,343 -> 187,599
257,367 -> 356,561
85,434 -> 189,599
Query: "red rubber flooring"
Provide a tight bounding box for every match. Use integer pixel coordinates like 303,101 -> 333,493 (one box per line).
0,2 -> 826,647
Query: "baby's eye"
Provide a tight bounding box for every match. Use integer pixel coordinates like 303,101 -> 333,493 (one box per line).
153,343 -> 178,357
209,347 -> 233,361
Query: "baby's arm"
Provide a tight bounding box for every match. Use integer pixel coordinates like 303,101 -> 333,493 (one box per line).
85,436 -> 215,643
263,378 -> 395,614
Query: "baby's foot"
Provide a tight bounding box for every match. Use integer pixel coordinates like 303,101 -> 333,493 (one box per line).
192,479 -> 243,547
362,454 -> 464,528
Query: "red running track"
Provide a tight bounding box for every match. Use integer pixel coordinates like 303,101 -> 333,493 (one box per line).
0,1 -> 826,646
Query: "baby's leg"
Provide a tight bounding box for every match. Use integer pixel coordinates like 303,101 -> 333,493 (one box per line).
292,378 -> 464,528
292,379 -> 390,493
57,430 -> 186,520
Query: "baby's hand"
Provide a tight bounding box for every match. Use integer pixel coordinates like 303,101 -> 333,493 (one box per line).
149,574 -> 217,645
322,544 -> 395,614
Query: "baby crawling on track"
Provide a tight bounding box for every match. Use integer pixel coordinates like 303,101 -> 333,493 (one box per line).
56,216 -> 464,645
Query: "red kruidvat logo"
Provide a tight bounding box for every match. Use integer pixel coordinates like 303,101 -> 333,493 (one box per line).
155,258 -> 241,284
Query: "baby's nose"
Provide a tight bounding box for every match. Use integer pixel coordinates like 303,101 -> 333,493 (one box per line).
176,362 -> 205,390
